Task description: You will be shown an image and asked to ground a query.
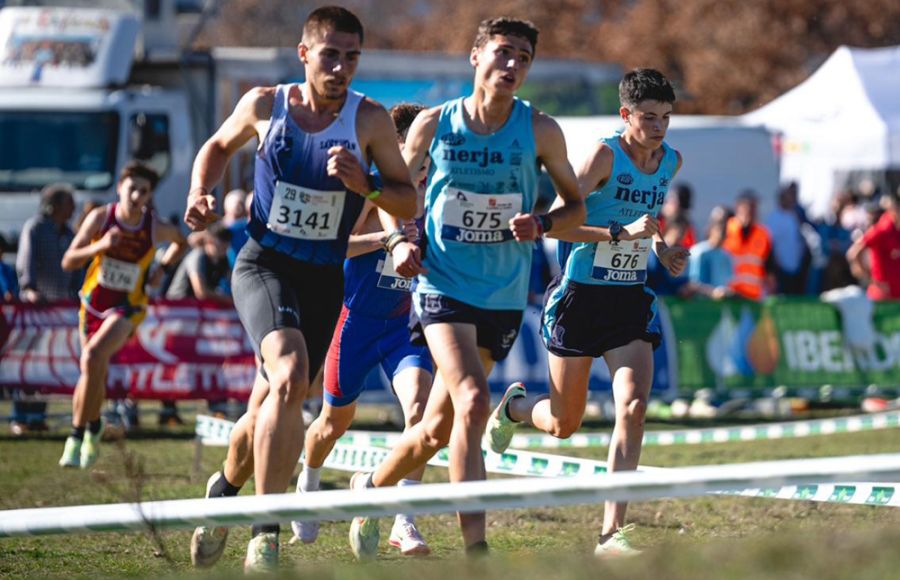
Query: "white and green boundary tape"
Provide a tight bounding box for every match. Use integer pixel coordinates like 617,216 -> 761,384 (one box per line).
196,410 -> 900,451
2,453 -> 900,538
196,415 -> 900,508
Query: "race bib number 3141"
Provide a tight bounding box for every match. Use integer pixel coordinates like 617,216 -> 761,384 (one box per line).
440,188 -> 522,244
267,181 -> 345,240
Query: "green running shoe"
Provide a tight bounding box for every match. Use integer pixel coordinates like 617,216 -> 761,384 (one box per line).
485,382 -> 526,453
80,429 -> 101,469
348,472 -> 380,560
244,532 -> 279,572
594,524 -> 641,558
58,436 -> 81,468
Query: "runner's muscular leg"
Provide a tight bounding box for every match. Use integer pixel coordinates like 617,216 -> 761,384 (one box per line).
304,401 -> 357,468
423,322 -> 495,547
372,369 -> 451,487
601,339 -> 653,536
254,327 -> 310,494
73,315 -> 134,426
507,354 -> 593,438
392,366 -> 434,481
222,368 -> 268,487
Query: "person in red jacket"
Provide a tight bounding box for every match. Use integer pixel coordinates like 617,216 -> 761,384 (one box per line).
847,188 -> 900,300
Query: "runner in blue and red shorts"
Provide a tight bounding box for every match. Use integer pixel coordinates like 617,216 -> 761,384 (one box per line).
290,104 -> 434,556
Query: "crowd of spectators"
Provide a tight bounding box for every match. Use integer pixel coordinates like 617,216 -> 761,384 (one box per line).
642,181 -> 900,303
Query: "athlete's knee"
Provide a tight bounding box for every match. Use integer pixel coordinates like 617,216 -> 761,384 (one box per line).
267,363 -> 309,406
314,416 -> 350,442
403,399 -> 426,428
420,417 -> 451,451
453,380 -> 491,427
619,396 -> 648,427
547,413 -> 583,439
80,344 -> 109,376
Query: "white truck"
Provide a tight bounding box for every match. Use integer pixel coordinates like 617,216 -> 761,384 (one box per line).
0,4 -> 201,245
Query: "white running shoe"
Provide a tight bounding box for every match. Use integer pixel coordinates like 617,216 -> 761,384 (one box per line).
190,472 -> 230,568
485,382 -> 527,453
348,472 -> 380,560
389,519 -> 431,556
290,477 -> 320,544
594,524 -> 641,558
244,532 -> 279,573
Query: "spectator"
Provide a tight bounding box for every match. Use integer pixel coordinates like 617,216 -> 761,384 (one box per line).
165,224 -> 233,304
722,190 -> 774,301
17,183 -> 79,303
688,206 -> 734,300
11,183 -> 78,435
659,182 -> 696,248
221,189 -> 250,294
765,184 -> 808,294
0,234 -> 18,302
840,188 -> 870,240
847,187 -> 900,301
164,224 -> 233,423
814,192 -> 855,293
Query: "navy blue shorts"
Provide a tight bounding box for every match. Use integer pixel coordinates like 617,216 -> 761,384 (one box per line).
541,276 -> 660,358
324,305 -> 433,407
409,293 -> 523,361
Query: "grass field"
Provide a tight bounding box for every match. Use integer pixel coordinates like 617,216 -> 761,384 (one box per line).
2,405 -> 900,579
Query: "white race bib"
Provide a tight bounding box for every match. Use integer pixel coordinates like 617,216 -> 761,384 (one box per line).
267,181 -> 345,240
98,257 -> 142,292
592,238 -> 650,284
376,254 -> 413,292
440,188 -> 522,244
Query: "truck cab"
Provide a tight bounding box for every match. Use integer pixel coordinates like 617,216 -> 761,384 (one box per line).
0,5 -> 194,246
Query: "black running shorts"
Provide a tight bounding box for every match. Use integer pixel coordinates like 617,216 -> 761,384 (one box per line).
231,238 -> 343,380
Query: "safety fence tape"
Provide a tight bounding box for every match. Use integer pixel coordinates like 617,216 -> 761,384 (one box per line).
196,410 -> 900,451
2,453 -> 900,537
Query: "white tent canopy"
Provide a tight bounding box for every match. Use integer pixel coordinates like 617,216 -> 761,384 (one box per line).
744,45 -> 900,217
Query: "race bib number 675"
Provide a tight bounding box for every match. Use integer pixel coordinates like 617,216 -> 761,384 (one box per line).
267,181 -> 345,240
440,188 -> 522,244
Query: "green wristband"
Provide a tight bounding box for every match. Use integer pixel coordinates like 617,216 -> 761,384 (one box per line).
366,189 -> 382,201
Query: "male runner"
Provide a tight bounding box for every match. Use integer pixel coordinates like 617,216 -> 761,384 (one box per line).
346,17 -> 585,559
185,6 -> 417,571
290,104 -> 433,556
59,162 -> 186,469
486,68 -> 689,556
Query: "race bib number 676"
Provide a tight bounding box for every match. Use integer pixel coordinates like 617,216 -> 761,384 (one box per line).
592,238 -> 650,283
440,188 -> 522,244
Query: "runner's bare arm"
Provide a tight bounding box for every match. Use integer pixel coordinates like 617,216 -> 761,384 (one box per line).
547,142 -> 619,243
61,207 -> 114,271
153,219 -> 189,268
382,107 -> 441,277
653,151 -> 688,275
510,112 -> 584,242
346,202 -> 383,258
332,100 -> 416,220
185,87 -> 274,231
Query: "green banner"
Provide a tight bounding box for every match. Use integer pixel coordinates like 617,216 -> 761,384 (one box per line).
665,297 -> 900,394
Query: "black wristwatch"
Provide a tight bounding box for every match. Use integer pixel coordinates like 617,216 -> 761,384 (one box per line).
609,221 -> 623,243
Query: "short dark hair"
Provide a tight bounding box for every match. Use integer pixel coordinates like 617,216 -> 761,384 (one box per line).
39,183 -> 74,216
619,68 -> 676,109
473,17 -> 539,55
390,103 -> 425,141
303,6 -> 364,45
119,161 -> 160,190
206,223 -> 232,244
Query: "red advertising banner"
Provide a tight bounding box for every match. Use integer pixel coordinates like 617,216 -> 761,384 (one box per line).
0,300 -> 256,400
